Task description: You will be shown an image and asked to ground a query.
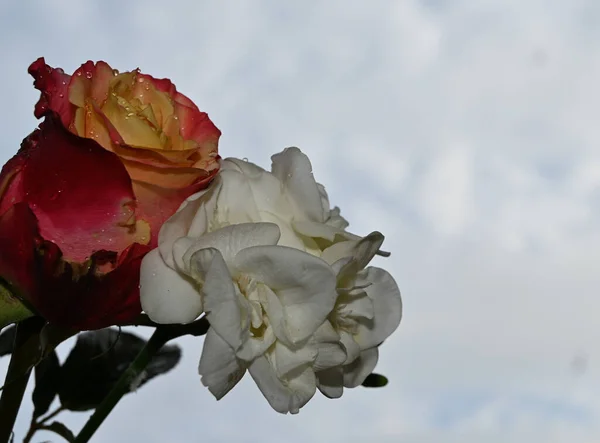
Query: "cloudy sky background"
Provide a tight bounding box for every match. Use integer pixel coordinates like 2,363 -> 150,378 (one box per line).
2,0 -> 600,441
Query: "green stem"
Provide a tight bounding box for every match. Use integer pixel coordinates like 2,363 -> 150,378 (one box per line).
73,327 -> 169,443
73,317 -> 209,443
0,318 -> 45,443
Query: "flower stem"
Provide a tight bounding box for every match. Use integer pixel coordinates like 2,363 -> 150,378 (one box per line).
73,317 -> 209,443
73,327 -> 170,443
0,318 -> 45,443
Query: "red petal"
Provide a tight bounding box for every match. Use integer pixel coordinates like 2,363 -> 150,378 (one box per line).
28,57 -> 74,127
34,241 -> 151,330
0,203 -> 150,330
138,73 -> 222,146
0,203 -> 41,303
0,116 -> 144,262
130,173 -> 217,243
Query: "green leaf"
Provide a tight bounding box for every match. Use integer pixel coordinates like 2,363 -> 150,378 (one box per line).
361,373 -> 389,388
58,328 -> 181,411
0,284 -> 33,330
32,350 -> 61,418
40,421 -> 75,442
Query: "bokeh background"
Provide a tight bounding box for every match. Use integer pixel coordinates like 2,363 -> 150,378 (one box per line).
2,1 -> 600,442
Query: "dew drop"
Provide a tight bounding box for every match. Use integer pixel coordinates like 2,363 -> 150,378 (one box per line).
85,71 -> 92,79
242,157 -> 248,162
112,69 -> 119,76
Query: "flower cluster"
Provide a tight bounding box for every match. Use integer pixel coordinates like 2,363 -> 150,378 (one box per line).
140,148 -> 402,413
1,57 -> 402,415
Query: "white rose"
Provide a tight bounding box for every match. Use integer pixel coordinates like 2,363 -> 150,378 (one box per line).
316,232 -> 402,398
152,147 -> 382,265
139,147 -> 401,414
141,221 -> 346,413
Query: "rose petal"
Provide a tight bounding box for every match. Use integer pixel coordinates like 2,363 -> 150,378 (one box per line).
235,246 -> 337,345
271,340 -> 317,379
181,223 -> 281,267
236,325 -> 277,362
140,248 -> 202,324
0,117 -> 148,262
317,368 -> 344,399
321,231 -> 384,269
340,331 -> 361,364
271,147 -> 326,222
343,347 -> 379,388
293,219 -> 360,243
353,267 -> 402,349
312,322 -> 346,371
248,353 -> 316,414
28,58 -> 74,126
222,158 -> 288,221
198,327 -> 247,400
188,247 -> 248,349
157,185 -> 216,268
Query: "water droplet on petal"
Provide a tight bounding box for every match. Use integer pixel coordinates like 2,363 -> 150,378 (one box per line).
242,157 -> 248,162
112,69 -> 119,76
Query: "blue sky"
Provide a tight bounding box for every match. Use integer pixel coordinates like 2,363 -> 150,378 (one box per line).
2,0 -> 600,442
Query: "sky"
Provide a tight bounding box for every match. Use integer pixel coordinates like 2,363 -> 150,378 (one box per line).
1,0 -> 600,441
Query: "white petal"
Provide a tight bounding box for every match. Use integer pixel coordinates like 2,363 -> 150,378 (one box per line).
248,353 -> 316,414
223,158 -> 287,217
198,327 -> 247,399
236,324 -> 276,362
317,368 -> 344,399
314,342 -> 346,371
222,157 -> 268,176
157,185 -> 215,267
353,267 -> 402,349
212,169 -> 262,224
140,249 -> 202,324
316,183 -> 332,218
181,223 -> 280,268
293,219 -> 360,243
338,294 -> 374,321
321,231 -> 384,269
325,206 -> 349,229
255,210 -> 315,252
271,147 -> 326,222
311,321 -> 346,371
340,331 -> 361,364
235,246 -> 337,345
272,340 -> 317,379
343,347 -> 379,388
190,248 -> 248,350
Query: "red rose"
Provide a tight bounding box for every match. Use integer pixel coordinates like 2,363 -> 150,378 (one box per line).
0,59 -> 221,330
28,58 -> 221,243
